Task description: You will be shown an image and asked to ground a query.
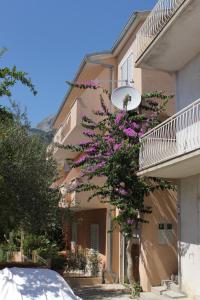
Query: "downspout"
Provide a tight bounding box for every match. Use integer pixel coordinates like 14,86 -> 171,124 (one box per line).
86,56 -> 115,276
177,180 -> 182,290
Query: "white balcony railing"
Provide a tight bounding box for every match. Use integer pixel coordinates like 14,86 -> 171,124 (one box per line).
136,0 -> 186,61
54,113 -> 72,144
58,178 -> 82,208
140,98 -> 200,170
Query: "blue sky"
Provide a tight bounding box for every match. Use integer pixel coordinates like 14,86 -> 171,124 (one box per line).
1,0 -> 157,127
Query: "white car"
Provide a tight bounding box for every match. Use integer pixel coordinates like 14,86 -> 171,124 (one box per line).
0,267 -> 82,300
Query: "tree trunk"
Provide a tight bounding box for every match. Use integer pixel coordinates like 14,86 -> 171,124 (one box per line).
126,237 -> 134,285
20,229 -> 24,262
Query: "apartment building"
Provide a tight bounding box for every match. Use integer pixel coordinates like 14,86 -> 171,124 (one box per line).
136,0 -> 200,298
52,10 -> 177,291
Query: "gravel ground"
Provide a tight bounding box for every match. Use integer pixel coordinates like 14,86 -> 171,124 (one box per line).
74,284 -> 132,300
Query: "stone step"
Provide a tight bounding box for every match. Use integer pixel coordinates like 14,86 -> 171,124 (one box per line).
162,290 -> 187,299
140,292 -> 169,300
161,280 -> 173,288
151,286 -> 168,295
64,276 -> 102,288
140,292 -> 192,300
170,283 -> 181,293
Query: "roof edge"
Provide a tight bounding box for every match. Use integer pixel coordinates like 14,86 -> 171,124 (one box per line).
53,11 -> 149,127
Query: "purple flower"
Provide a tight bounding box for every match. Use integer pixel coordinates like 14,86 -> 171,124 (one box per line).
79,141 -> 90,146
96,161 -> 106,169
75,155 -> 87,165
105,150 -> 114,157
127,218 -> 134,225
131,122 -> 140,129
85,147 -> 96,154
83,130 -> 95,137
123,128 -> 137,137
118,188 -> 128,196
138,129 -> 145,138
114,143 -> 122,151
115,113 -> 124,125
104,135 -> 115,143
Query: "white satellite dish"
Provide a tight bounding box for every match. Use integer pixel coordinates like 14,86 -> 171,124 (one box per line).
111,86 -> 141,111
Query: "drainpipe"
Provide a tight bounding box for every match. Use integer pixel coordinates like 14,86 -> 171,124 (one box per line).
86,56 -> 114,275
85,56 -> 114,112
177,180 -> 182,290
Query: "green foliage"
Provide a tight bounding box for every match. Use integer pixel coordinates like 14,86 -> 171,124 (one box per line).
0,53 -> 37,97
0,110 -> 60,236
59,83 -> 175,240
87,250 -> 102,276
131,282 -> 142,299
65,250 -> 87,272
51,255 -> 66,270
23,234 -> 58,258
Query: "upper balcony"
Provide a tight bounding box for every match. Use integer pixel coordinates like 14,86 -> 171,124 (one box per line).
53,98 -> 86,161
135,0 -> 200,72
138,97 -> 200,178
59,178 -> 106,211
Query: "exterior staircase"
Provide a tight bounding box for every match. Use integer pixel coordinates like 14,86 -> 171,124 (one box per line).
140,280 -> 191,300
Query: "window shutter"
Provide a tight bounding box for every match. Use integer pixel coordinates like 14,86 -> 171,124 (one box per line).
71,222 -> 77,243
90,224 -> 99,251
127,54 -> 133,83
121,60 -> 128,85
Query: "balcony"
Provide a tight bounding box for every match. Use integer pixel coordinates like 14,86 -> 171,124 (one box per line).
59,178 -> 106,210
139,98 -> 200,178
135,0 -> 200,71
53,98 -> 85,160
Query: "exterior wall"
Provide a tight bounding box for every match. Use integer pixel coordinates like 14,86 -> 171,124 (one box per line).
75,208 -> 107,260
176,51 -> 200,111
179,175 -> 200,297
117,23 -> 177,290
111,209 -> 120,278
117,30 -> 175,118
139,189 -> 178,292
54,57 -> 117,130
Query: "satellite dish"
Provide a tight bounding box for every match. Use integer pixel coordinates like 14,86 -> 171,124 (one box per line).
111,86 -> 141,111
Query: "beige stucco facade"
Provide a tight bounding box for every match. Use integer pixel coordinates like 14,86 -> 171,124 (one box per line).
52,11 -> 178,291
114,12 -> 177,291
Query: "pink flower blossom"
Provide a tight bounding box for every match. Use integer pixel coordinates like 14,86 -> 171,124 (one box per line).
131,122 -> 140,129
115,113 -> 125,125
104,135 -> 115,143
83,130 -> 95,137
118,188 -> 128,196
96,162 -> 106,169
114,143 -> 122,151
138,129 -> 145,138
85,147 -> 96,153
79,141 -> 90,146
127,218 -> 134,225
123,128 -> 137,137
75,155 -> 87,165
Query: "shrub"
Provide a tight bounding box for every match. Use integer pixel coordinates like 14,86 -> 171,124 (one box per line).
23,234 -> 58,259
51,255 -> 66,271
88,251 -> 101,276
65,250 -> 87,272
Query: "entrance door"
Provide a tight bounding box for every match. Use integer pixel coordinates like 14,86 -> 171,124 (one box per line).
90,224 -> 99,251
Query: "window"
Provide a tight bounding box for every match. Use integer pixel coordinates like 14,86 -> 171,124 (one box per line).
90,224 -> 99,251
158,223 -> 173,245
71,222 -> 77,243
121,53 -> 133,85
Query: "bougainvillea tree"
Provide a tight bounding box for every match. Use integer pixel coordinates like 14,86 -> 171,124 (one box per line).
59,82 -> 174,284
